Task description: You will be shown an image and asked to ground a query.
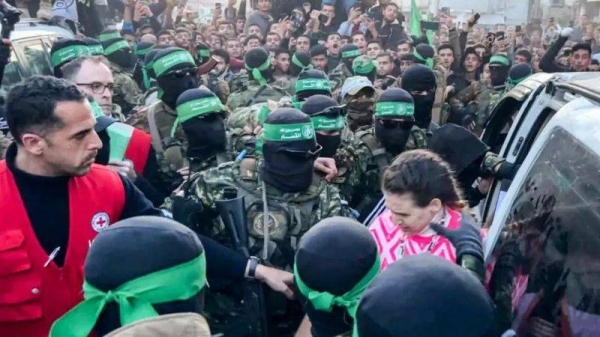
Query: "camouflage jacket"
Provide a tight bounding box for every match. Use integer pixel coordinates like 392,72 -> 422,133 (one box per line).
226,78 -> 288,111
110,64 -> 144,115
273,75 -> 294,94
351,125 -> 428,205
0,132 -> 11,160
111,104 -> 126,122
329,62 -> 353,99
432,65 -> 448,125
168,159 -> 348,245
449,81 -> 505,129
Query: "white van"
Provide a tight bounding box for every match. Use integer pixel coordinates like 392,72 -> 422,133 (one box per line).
483,75 -> 600,335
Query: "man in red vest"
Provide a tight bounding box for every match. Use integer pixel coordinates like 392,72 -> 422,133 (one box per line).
0,76 -> 293,337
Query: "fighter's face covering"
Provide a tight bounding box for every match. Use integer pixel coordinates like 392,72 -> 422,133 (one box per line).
95,130 -> 111,165
111,50 -> 137,72
316,133 -> 341,158
181,114 -> 227,159
412,91 -> 435,129
261,142 -> 319,193
158,71 -> 199,108
374,118 -> 413,156
490,65 -> 509,87
346,94 -> 375,131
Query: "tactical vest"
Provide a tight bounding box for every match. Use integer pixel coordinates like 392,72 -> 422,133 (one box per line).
231,159 -> 327,242
147,102 -> 184,176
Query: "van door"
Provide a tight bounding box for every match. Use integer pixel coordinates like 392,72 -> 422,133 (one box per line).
17,38 -> 53,78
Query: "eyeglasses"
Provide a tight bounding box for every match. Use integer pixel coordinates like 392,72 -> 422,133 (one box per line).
282,144 -> 323,159
378,119 -> 414,130
76,82 -> 114,94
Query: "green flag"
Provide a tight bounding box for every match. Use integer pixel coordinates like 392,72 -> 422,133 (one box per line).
409,0 -> 433,45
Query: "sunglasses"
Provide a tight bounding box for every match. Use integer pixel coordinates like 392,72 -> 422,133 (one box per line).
378,119 -> 414,130
165,67 -> 198,78
311,105 -> 346,117
281,144 -> 323,159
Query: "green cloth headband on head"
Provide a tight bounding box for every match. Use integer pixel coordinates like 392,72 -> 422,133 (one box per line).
262,122 -> 315,142
294,254 -> 380,320
104,40 -> 131,56
375,102 -> 415,118
342,49 -> 361,59
49,254 -> 207,337
51,45 -> 91,67
311,115 -> 344,131
197,49 -> 210,58
153,50 -> 196,77
98,31 -> 121,42
414,50 -> 434,69
245,58 -> 271,87
507,72 -> 532,89
490,55 -> 510,66
90,100 -> 104,119
292,54 -> 311,69
171,97 -> 223,137
136,46 -> 153,57
353,60 -> 375,75
88,44 -> 105,55
295,78 -> 332,93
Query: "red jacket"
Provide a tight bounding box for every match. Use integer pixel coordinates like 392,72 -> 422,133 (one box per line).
0,162 -> 125,337
124,127 -> 152,175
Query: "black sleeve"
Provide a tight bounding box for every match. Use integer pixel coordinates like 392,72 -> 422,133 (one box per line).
149,16 -> 162,34
540,36 -> 570,73
459,31 -> 468,54
120,173 -> 164,218
141,147 -> 170,205
133,176 -> 165,207
149,0 -> 166,17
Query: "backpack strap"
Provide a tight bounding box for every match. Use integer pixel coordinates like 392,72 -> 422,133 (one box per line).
147,103 -> 164,155
357,130 -> 389,173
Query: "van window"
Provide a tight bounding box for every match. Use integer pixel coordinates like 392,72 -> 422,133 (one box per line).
0,51 -> 22,88
22,41 -> 52,77
488,126 -> 600,335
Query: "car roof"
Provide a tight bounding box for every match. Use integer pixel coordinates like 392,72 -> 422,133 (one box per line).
2,18 -> 75,41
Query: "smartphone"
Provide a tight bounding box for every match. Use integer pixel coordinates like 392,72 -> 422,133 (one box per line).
279,13 -> 288,20
515,25 -> 522,33
441,7 -> 450,15
319,13 -> 328,23
496,31 -> 505,40
421,20 -> 440,31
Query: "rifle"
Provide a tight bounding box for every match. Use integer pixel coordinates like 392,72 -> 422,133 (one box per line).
0,0 -> 21,40
215,187 -> 268,337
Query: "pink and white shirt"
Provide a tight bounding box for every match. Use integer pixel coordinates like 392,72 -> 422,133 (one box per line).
369,207 -> 462,271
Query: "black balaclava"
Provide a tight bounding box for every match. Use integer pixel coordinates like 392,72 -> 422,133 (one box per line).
342,76 -> 377,131
302,95 -> 344,158
294,69 -> 332,103
340,44 -> 361,71
87,217 -> 206,337
154,47 -> 199,109
429,123 -> 489,193
507,63 -> 533,89
413,43 -> 435,69
295,217 -> 380,334
400,64 -> 436,129
132,42 -> 154,89
353,56 -> 377,83
196,42 -> 211,66
260,108 -> 320,193
373,88 -> 415,156
489,54 -> 511,87
245,47 -> 274,86
51,38 -> 91,78
176,88 -> 227,161
82,37 -> 105,56
102,37 -> 137,72
356,255 -> 495,337
290,51 -> 312,76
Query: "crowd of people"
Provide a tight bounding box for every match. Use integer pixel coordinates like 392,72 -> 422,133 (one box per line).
0,0 -> 598,336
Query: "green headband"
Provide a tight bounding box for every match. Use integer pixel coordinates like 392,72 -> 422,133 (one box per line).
245,58 -> 271,87
90,100 -> 104,119
375,102 -> 415,118
88,44 -> 105,55
262,122 -> 315,142
414,50 -> 434,69
353,60 -> 375,75
311,115 -> 344,131
153,50 -> 196,77
295,78 -> 332,93
104,40 -> 131,56
490,55 -> 510,66
98,31 -> 121,42
107,123 -> 135,161
197,49 -> 210,58
342,49 -> 361,59
136,46 -> 153,57
52,45 -> 91,67
171,97 -> 223,137
294,254 -> 380,319
49,254 -> 207,337
292,54 -> 311,69
507,72 -> 532,89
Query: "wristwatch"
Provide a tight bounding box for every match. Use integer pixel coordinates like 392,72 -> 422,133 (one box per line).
247,256 -> 261,279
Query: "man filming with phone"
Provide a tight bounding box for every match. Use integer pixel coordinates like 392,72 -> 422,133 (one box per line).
366,2 -> 406,49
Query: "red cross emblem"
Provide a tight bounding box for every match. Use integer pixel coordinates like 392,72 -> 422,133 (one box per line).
91,212 -> 110,232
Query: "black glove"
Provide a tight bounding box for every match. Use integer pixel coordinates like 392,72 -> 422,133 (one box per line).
431,212 -> 483,262
171,196 -> 204,226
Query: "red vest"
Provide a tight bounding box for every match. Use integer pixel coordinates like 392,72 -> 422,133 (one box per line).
0,162 -> 125,337
124,128 -> 152,175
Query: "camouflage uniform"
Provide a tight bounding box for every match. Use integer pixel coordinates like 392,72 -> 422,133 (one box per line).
432,65 -> 449,125
204,73 -> 231,104
110,63 -> 144,115
329,63 -> 354,100
449,81 -> 505,131
111,104 -> 126,122
0,132 -> 11,160
165,158 -> 348,249
341,92 -> 378,145
226,80 -> 289,111
273,75 -> 294,94
350,125 -> 428,214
